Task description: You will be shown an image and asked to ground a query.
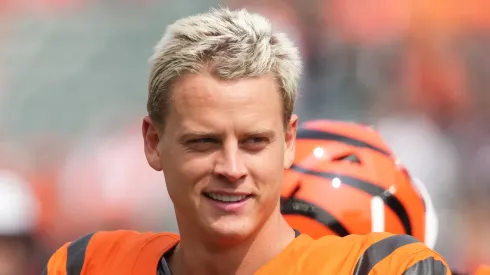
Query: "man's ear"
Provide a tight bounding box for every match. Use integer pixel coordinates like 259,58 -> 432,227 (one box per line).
284,114 -> 298,169
142,116 -> 163,171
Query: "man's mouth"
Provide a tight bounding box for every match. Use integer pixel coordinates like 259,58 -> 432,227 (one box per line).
203,192 -> 252,203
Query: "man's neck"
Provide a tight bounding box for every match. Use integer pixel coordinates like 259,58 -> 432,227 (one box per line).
169,211 -> 295,275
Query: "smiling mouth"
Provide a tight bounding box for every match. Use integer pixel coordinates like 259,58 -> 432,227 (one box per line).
203,192 -> 252,203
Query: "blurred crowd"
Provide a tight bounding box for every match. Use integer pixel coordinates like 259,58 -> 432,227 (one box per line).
0,0 -> 489,273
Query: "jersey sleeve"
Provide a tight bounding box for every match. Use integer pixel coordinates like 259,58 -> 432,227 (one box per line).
352,233 -> 451,275
41,230 -> 177,274
394,247 -> 451,275
42,232 -> 95,275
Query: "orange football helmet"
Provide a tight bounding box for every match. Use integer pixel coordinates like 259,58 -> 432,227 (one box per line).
281,120 -> 438,248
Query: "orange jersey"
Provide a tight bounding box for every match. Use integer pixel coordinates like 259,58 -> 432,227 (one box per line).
43,230 -> 450,275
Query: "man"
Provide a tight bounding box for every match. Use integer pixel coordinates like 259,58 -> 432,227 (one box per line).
43,8 -> 450,274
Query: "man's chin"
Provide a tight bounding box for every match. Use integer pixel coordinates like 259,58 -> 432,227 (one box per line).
201,218 -> 257,246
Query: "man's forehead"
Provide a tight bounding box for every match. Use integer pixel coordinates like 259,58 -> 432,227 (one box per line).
172,73 -> 280,103
173,78 -> 213,106
176,117 -> 281,134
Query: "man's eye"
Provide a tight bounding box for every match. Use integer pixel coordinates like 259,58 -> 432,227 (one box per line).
190,138 -> 217,144
185,138 -> 220,152
241,137 -> 269,152
244,137 -> 268,144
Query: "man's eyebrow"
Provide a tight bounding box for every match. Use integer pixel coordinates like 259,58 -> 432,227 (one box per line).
178,131 -> 219,142
245,130 -> 274,136
242,130 -> 276,139
178,129 -> 276,142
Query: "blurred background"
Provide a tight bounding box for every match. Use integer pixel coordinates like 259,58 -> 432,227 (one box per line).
0,0 -> 489,273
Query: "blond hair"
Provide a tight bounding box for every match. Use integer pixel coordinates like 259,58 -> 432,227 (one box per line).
147,7 -> 302,127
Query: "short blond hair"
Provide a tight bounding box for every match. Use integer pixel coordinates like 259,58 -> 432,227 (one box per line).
147,7 -> 302,127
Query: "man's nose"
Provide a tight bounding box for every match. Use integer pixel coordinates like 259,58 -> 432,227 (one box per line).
213,141 -> 247,182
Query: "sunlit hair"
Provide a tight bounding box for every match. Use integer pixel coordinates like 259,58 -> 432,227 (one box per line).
147,7 -> 302,127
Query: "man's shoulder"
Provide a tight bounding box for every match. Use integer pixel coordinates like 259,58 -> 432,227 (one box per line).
298,232 -> 450,274
78,230 -> 179,247
311,232 -> 429,255
63,230 -> 180,256
43,230 -> 180,274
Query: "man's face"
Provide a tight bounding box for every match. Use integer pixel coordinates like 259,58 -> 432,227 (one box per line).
143,72 -> 297,241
